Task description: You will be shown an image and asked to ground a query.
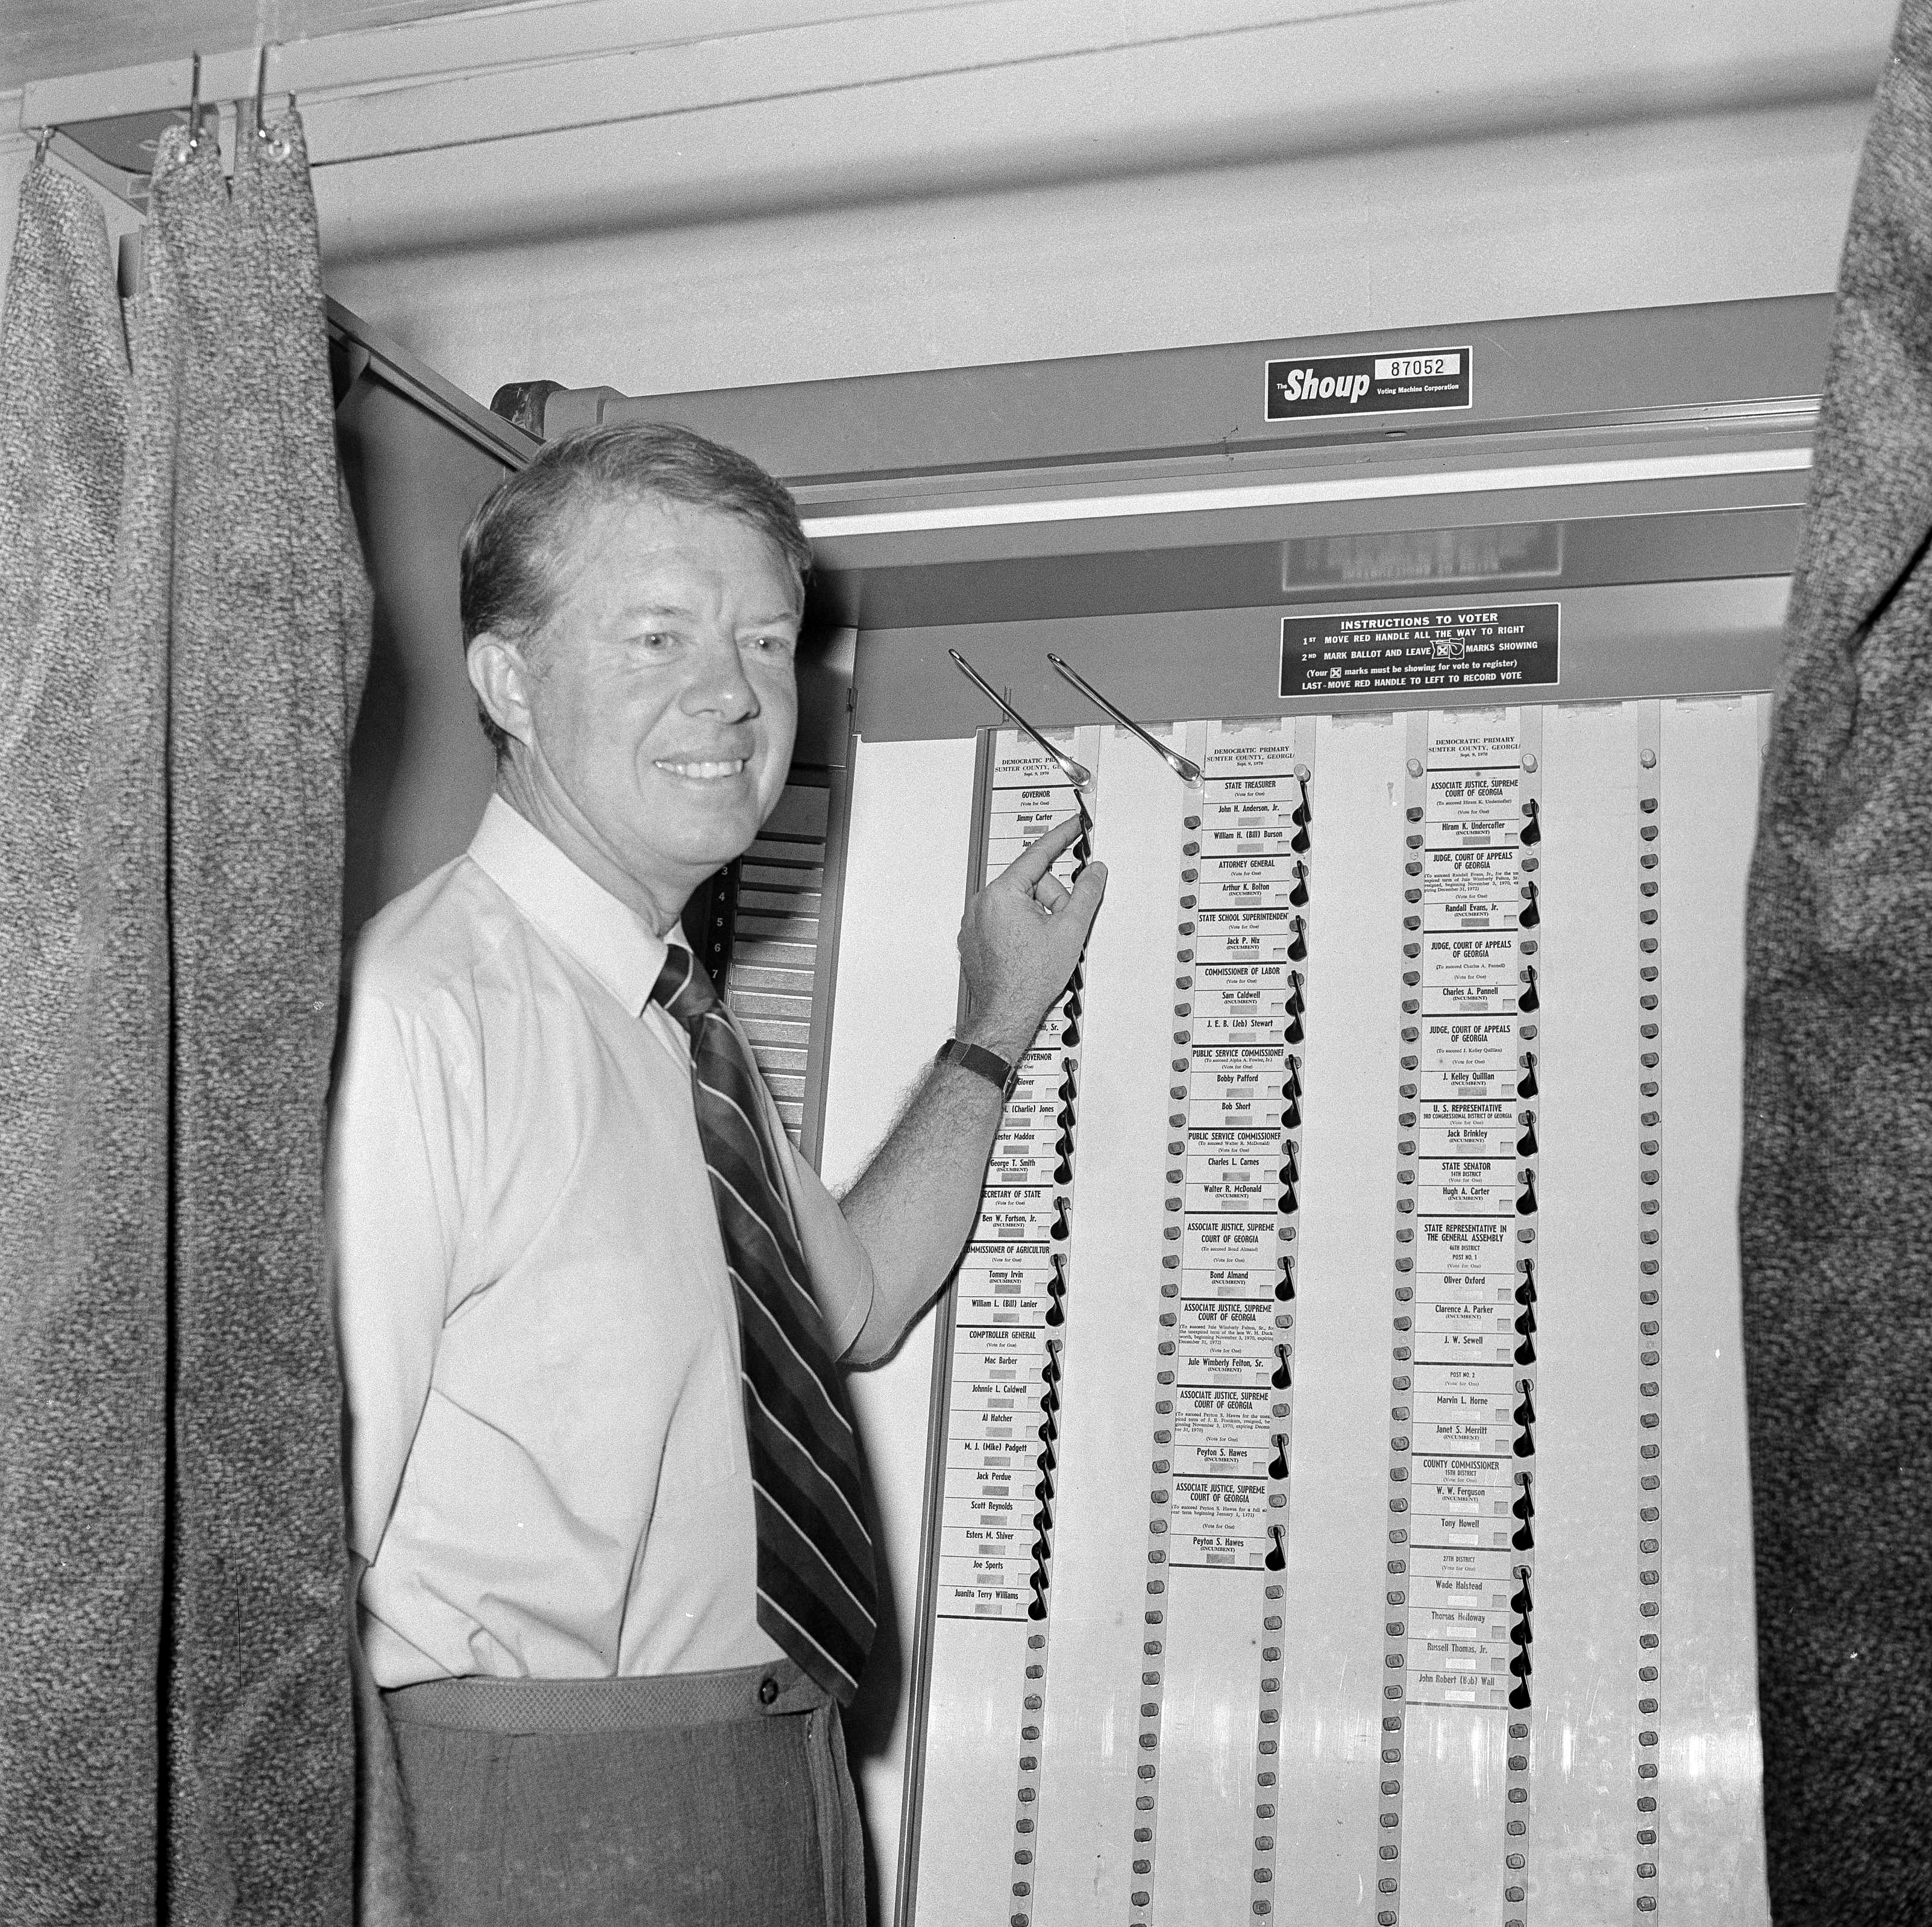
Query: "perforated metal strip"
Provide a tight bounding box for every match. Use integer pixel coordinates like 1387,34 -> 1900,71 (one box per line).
1633,704 -> 1666,1918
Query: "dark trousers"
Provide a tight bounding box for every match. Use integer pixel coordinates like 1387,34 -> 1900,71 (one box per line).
384,1662 -> 865,1927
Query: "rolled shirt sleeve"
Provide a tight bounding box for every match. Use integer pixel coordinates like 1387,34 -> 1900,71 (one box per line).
326,986 -> 464,1565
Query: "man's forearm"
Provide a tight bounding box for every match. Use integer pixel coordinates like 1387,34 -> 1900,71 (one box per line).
838,1051 -> 1009,1365
838,812 -> 1106,1365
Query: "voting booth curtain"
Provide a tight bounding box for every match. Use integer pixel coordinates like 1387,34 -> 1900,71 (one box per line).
0,111 -> 378,1925
1742,3 -> 1932,1922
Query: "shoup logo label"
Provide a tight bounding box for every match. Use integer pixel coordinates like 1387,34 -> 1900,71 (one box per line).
1265,345 -> 1472,422
1276,368 -> 1374,406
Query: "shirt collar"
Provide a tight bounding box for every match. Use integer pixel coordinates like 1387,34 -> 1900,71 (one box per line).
468,795 -> 685,1017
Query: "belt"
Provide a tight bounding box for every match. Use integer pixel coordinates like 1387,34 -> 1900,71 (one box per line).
381,1657 -> 827,1733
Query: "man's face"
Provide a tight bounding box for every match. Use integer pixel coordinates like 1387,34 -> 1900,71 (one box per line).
497,492 -> 801,922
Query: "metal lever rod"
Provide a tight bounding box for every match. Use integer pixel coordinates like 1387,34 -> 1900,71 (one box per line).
947,650 -> 1093,788
1046,653 -> 1202,785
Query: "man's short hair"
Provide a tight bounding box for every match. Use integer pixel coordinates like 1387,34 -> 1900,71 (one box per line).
459,422 -> 813,756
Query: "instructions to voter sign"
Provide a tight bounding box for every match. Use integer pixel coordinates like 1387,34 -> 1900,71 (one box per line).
1279,603 -> 1560,700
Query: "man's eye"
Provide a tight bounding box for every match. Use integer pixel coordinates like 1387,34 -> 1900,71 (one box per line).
746,633 -> 796,655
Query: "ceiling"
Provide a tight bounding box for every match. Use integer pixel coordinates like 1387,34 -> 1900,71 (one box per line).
0,0 -> 516,90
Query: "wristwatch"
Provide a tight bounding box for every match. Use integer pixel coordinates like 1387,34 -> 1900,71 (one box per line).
935,1036 -> 1022,1101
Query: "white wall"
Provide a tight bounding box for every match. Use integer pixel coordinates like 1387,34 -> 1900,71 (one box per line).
320,95 -> 1869,410
3,0 -> 1882,403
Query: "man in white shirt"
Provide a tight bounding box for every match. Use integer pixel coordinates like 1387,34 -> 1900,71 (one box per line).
328,422 -> 1103,1925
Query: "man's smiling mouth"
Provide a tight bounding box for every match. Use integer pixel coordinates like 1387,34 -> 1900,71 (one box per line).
655,757 -> 749,781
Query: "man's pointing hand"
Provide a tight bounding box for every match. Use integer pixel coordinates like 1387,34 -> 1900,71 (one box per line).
955,813 -> 1108,1062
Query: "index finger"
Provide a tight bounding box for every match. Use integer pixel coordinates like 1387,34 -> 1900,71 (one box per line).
995,812 -> 1088,891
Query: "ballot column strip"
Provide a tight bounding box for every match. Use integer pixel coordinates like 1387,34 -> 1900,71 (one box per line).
1126,752 -> 1198,1926
1249,710 -> 1321,1919
1378,710 -> 1430,1920
1503,706 -> 1543,1927
895,727 -> 998,1924
1005,748 -> 1091,1927
1634,706 -> 1664,1918
1135,718 -> 1310,1927
1379,707 -> 1542,1927
917,727 -> 1091,1927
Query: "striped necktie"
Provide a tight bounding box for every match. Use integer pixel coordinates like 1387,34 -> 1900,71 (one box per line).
650,945 -> 878,1703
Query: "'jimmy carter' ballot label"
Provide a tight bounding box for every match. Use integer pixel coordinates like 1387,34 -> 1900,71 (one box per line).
989,792 -> 1074,837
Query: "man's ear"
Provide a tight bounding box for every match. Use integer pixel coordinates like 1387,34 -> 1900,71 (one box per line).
467,632 -> 537,751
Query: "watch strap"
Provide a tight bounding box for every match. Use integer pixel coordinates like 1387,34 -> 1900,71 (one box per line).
936,1036 -> 1021,1101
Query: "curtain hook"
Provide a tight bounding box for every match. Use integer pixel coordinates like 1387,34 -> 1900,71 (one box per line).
254,43 -> 272,139
33,125 -> 54,166
186,49 -> 203,150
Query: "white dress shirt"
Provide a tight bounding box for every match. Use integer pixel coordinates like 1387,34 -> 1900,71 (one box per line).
328,797 -> 874,1688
